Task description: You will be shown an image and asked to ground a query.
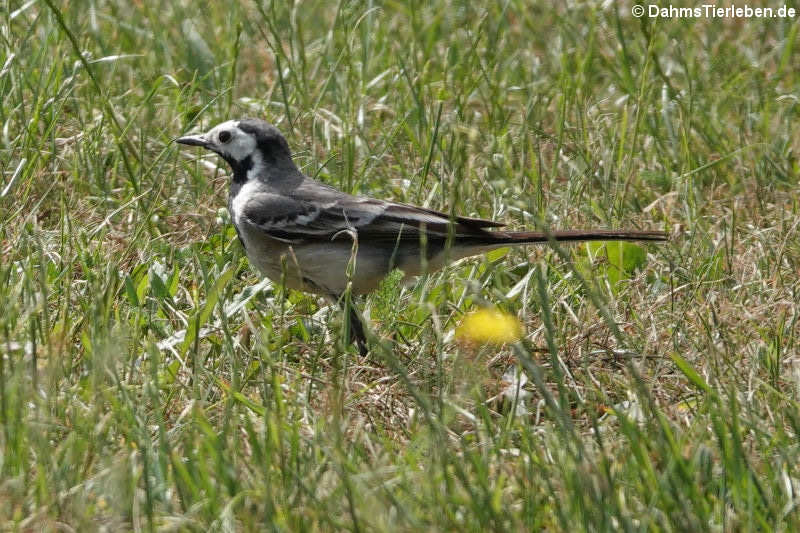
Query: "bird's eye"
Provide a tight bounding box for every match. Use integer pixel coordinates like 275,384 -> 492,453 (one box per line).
218,130 -> 232,143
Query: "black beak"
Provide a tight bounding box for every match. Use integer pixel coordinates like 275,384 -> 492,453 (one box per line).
175,134 -> 209,148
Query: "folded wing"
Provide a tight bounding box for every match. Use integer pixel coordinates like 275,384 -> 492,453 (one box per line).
241,185 -> 501,244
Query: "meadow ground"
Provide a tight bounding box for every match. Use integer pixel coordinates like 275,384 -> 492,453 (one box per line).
1,1 -> 799,530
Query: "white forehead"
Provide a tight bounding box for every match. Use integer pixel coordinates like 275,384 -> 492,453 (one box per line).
207,119 -> 239,135
206,120 -> 256,162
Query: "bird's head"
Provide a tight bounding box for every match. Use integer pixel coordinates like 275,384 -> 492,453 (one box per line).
176,118 -> 298,183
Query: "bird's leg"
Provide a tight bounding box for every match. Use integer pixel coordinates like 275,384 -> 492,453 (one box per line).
346,304 -> 369,357
330,293 -> 369,356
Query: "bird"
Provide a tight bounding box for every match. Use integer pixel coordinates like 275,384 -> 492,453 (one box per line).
176,118 -> 667,355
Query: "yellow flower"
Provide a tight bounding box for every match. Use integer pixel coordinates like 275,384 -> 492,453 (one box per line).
455,308 -> 523,344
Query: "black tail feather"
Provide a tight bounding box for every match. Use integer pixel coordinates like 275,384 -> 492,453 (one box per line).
493,229 -> 668,244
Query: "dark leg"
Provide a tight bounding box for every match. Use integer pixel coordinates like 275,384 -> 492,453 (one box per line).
333,295 -> 369,356
346,305 -> 369,357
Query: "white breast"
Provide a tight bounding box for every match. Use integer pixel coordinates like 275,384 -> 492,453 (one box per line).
230,179 -> 261,228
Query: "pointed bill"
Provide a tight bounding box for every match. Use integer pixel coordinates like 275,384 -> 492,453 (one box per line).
175,134 -> 209,147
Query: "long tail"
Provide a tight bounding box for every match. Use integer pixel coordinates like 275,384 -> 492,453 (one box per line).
491,229 -> 668,244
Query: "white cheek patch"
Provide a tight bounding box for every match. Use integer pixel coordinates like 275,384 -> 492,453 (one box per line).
224,134 -> 257,162
204,121 -> 256,163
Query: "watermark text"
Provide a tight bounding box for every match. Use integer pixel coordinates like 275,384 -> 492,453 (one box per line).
631,4 -> 796,18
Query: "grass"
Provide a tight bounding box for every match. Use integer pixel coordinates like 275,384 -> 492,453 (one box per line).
1,0 -> 799,530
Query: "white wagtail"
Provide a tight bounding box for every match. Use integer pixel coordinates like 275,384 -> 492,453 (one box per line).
177,118 -> 667,355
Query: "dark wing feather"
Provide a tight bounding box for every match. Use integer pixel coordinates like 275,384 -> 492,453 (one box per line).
240,184 -> 499,244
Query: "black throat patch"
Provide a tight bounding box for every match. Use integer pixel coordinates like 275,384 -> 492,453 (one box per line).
227,154 -> 253,185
